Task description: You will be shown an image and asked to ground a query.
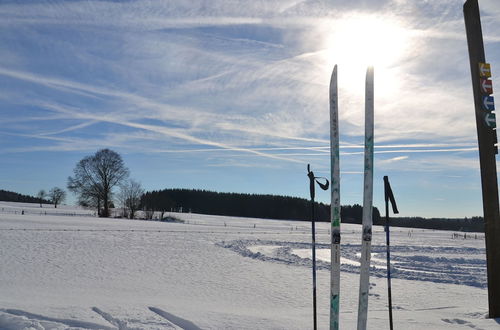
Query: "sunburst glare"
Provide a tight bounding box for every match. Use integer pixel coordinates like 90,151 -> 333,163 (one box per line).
321,14 -> 410,92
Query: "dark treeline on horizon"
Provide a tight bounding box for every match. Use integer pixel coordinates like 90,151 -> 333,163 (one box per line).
386,216 -> 484,232
140,189 -> 484,232
0,189 -> 50,204
141,188 -> 381,223
0,187 -> 485,232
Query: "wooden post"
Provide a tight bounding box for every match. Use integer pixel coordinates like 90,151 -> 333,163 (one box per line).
464,0 -> 500,318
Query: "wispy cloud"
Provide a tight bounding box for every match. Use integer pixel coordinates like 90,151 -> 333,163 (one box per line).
379,155 -> 409,164
0,0 -> 496,217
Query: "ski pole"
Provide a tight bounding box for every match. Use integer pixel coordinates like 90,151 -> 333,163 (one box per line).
383,176 -> 399,330
308,166 -> 317,330
307,164 -> 329,330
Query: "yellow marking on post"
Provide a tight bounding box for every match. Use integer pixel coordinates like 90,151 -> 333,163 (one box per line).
479,62 -> 491,78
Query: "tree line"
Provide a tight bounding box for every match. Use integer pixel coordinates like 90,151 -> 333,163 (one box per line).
2,148 -> 484,232
140,188 -> 382,223
0,188 -> 65,208
385,216 -> 484,232
139,189 -> 485,231
0,189 -> 49,204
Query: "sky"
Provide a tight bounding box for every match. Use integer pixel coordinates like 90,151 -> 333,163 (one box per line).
1,0 -> 500,218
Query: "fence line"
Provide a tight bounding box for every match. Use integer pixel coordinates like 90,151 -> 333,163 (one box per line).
0,208 -> 95,217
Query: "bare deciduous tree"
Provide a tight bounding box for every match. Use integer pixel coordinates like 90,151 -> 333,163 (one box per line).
68,149 -> 129,217
37,189 -> 46,207
118,179 -> 144,219
49,187 -> 66,208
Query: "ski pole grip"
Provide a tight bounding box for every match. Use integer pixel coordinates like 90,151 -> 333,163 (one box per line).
383,176 -> 399,214
307,164 -> 315,200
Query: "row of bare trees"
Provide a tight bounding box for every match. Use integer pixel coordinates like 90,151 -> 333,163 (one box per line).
67,149 -> 144,218
117,180 -> 144,219
37,187 -> 66,208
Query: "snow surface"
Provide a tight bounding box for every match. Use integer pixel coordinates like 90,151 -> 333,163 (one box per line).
0,201 -> 499,329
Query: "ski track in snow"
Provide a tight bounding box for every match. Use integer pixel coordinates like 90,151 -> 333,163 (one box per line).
92,307 -> 181,330
218,239 -> 488,288
148,307 -> 202,330
92,307 -> 137,330
1,202 -> 496,329
441,318 -> 485,329
0,308 -> 115,329
0,307 -> 193,330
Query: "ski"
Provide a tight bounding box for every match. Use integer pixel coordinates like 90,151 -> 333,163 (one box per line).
357,67 -> 375,330
329,64 -> 341,330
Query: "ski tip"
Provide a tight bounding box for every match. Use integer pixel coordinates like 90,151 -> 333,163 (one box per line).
330,65 -> 337,89
331,65 -> 337,78
366,66 -> 374,85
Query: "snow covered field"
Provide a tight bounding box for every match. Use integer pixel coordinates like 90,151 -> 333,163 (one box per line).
0,201 -> 498,329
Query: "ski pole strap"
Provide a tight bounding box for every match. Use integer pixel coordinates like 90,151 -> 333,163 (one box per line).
383,176 -> 399,214
307,165 -> 330,198
316,178 -> 329,191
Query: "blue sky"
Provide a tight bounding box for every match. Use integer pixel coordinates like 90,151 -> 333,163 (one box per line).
1,0 -> 499,218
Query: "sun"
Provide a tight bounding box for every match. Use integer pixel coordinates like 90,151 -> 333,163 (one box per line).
329,14 -> 408,67
321,14 -> 410,90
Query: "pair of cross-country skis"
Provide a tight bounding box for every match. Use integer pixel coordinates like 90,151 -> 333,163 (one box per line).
329,65 -> 374,330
